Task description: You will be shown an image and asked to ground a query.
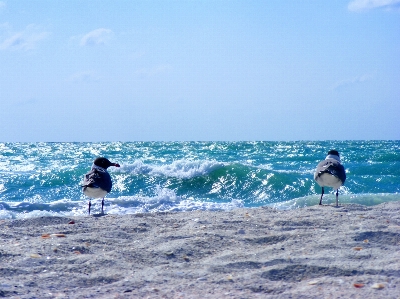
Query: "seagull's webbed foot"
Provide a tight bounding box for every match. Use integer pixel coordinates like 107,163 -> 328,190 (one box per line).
88,200 -> 92,215
101,198 -> 104,214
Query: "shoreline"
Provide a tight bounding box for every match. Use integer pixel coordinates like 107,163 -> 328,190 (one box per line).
1,202 -> 400,298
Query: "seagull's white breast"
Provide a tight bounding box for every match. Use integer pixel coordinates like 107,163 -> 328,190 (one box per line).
83,187 -> 108,199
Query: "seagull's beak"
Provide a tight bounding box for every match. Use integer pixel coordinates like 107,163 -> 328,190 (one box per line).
112,163 -> 120,168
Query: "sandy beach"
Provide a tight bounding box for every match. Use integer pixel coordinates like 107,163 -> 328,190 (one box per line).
1,201 -> 400,298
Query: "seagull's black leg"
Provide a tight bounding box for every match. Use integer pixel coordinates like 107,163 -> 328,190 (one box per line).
101,198 -> 104,214
319,187 -> 324,205
336,189 -> 339,207
88,200 -> 91,215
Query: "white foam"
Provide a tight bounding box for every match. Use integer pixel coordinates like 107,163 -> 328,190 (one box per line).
0,187 -> 244,219
121,159 -> 225,179
105,186 -> 244,214
271,193 -> 400,210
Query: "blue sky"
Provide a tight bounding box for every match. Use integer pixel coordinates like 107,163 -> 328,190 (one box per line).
1,0 -> 399,141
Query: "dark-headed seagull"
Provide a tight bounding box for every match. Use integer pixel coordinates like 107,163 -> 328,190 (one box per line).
314,150 -> 346,207
82,157 -> 120,215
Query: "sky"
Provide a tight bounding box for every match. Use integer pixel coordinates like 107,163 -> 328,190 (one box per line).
0,0 -> 399,142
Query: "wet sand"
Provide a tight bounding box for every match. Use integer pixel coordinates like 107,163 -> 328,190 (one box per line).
1,201 -> 400,298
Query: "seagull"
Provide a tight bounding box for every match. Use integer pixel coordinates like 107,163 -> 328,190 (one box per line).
82,157 -> 120,215
314,150 -> 346,207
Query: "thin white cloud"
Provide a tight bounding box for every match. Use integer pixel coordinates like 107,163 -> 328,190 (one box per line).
15,98 -> 38,107
332,72 -> 375,90
348,0 -> 400,11
67,71 -> 101,83
0,22 -> 10,29
135,64 -> 172,77
130,50 -> 145,60
80,28 -> 113,46
0,24 -> 49,51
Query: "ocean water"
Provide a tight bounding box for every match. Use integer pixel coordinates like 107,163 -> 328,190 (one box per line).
0,141 -> 399,219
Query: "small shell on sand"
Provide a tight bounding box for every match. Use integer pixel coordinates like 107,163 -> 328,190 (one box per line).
353,283 -> 365,288
30,254 -> 41,258
308,280 -> 319,285
52,234 -> 66,238
371,283 -> 385,289
42,233 -> 66,238
353,247 -> 363,251
363,239 -> 369,243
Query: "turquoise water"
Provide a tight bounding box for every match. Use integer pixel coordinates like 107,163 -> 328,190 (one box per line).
0,141 -> 399,219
